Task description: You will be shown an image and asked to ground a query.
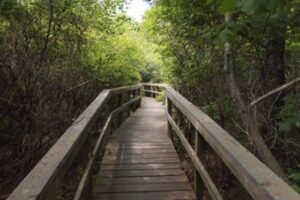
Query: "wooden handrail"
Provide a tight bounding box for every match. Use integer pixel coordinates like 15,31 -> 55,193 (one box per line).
143,83 -> 300,200
8,85 -> 142,200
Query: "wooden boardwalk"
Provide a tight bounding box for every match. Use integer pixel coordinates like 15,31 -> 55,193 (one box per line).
93,97 -> 195,200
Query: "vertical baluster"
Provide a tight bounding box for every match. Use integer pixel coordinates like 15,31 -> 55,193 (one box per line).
167,97 -> 173,138
194,131 -> 205,200
138,88 -> 142,107
117,93 -> 123,126
150,85 -> 153,97
127,90 -> 131,117
132,89 -> 136,112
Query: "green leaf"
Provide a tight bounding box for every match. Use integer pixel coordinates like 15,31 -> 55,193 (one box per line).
246,18 -> 264,28
238,0 -> 261,15
290,172 -> 300,182
218,0 -> 239,14
279,121 -> 291,132
218,27 -> 234,43
264,0 -> 281,12
292,184 -> 300,194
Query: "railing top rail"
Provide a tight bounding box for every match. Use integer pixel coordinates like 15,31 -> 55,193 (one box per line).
110,85 -> 141,94
140,82 -> 166,87
144,83 -> 300,200
8,85 -> 142,200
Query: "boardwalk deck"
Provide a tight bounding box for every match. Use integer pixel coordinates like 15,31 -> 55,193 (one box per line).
93,97 -> 195,200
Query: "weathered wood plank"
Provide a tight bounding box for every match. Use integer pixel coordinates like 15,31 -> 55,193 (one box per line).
106,141 -> 172,147
93,191 -> 195,200
102,153 -> 178,160
100,163 -> 181,170
94,175 -> 189,185
143,89 -> 160,94
101,157 -> 180,165
94,183 -> 192,193
99,169 -> 185,178
104,148 -> 176,154
108,138 -> 170,143
105,146 -> 174,150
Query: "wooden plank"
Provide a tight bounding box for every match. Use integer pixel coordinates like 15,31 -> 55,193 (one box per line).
99,169 -> 185,177
105,146 -> 174,150
101,158 -> 180,165
93,191 -> 195,200
194,130 -> 205,200
102,153 -> 178,160
100,163 -> 181,170
106,142 -> 172,147
104,149 -> 176,154
143,89 -> 160,94
94,175 -> 189,185
110,85 -> 141,95
111,136 -> 169,141
94,183 -> 192,193
108,139 -> 170,143
111,135 -> 168,139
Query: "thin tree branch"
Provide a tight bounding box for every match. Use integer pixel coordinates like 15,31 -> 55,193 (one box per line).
64,79 -> 94,94
250,77 -> 300,108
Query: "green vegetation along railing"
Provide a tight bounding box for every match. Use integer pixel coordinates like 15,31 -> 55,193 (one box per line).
7,83 -> 300,200
143,83 -> 300,200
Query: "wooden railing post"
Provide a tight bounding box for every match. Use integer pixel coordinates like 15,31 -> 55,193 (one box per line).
194,131 -> 205,200
131,89 -> 136,112
151,85 -> 153,97
167,97 -> 173,138
138,88 -> 142,107
126,91 -> 131,117
117,93 -> 123,126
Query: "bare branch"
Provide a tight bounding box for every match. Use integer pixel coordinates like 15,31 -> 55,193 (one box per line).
250,77 -> 300,108
64,79 -> 94,94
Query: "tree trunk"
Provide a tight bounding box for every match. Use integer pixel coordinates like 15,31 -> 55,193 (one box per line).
262,31 -> 286,141
223,13 -> 289,183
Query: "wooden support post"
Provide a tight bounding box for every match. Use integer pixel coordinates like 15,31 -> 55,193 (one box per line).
167,97 -> 173,138
132,89 -> 136,111
194,131 -> 205,200
150,85 -> 153,97
117,93 -> 123,127
138,88 -> 142,107
155,86 -> 158,97
127,91 -> 131,117
86,178 -> 92,200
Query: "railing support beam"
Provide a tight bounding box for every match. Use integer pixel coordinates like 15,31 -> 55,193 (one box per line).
194,131 -> 205,200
